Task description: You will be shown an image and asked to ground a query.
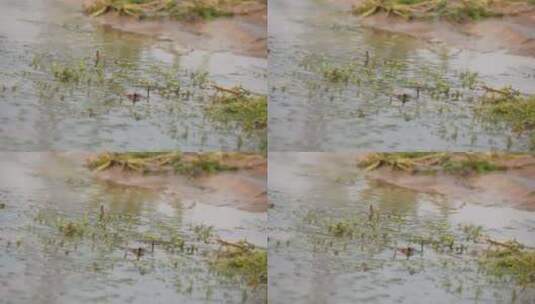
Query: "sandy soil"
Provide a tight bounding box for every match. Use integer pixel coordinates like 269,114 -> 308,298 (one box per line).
334,0 -> 535,57
364,156 -> 535,211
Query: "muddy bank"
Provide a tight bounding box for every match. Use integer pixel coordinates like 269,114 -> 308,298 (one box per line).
67,0 -> 267,58
87,152 -> 268,212
334,0 -> 535,57
361,154 -> 535,211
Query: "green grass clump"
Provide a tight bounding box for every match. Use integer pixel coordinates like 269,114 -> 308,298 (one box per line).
442,158 -> 503,174
328,221 -> 356,237
479,94 -> 535,133
212,241 -> 267,287
59,221 -> 88,237
206,86 -> 267,132
165,0 -> 234,21
173,154 -> 237,176
323,67 -> 354,83
480,242 -> 535,286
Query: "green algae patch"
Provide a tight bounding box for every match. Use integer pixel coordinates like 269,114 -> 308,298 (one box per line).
205,86 -> 267,132
357,152 -> 511,174
83,0 -> 263,21
86,152 -> 242,176
352,0 -> 531,22
479,241 -> 535,286
211,240 -> 267,287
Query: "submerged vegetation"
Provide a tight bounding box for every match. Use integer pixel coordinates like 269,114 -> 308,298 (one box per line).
211,240 -> 267,287
357,152 -> 514,174
352,0 -> 532,22
299,44 -> 534,150
205,86 -> 267,132
33,206 -> 267,296
310,203 -> 535,288
480,241 -> 535,286
476,87 -> 535,140
85,152 -> 260,176
83,0 -> 264,21
29,51 -> 266,149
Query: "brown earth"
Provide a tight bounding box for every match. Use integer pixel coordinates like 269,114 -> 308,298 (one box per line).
65,0 -> 267,58
89,153 -> 268,213
334,0 -> 535,57
363,157 -> 535,211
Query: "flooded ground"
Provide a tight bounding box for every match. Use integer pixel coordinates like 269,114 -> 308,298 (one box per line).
0,152 -> 267,303
269,0 -> 535,151
268,152 -> 535,303
0,0 -> 266,151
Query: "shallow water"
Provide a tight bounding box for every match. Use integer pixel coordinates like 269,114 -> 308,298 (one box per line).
0,0 -> 266,151
268,0 -> 535,151
268,152 -> 535,303
0,152 -> 266,303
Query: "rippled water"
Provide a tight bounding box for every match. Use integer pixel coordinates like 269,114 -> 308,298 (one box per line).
0,152 -> 266,303
268,153 -> 535,303
0,0 -> 266,151
268,0 -> 535,151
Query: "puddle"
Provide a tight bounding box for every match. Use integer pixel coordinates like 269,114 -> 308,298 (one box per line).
269,0 -> 535,151
268,152 -> 535,303
0,152 -> 267,303
0,0 -> 266,151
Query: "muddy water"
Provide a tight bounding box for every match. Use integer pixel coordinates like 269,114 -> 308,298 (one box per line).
269,0 -> 535,151
0,0 -> 266,151
268,153 -> 535,303
0,152 -> 266,303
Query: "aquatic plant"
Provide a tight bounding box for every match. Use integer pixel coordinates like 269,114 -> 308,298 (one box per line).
193,224 -> 214,243
205,86 -> 267,132
211,240 -> 267,287
480,241 -> 535,286
477,88 -> 535,135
